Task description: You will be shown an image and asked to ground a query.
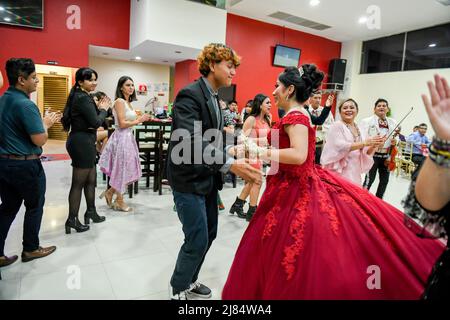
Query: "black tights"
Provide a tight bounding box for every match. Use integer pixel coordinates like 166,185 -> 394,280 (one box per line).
68,167 -> 97,218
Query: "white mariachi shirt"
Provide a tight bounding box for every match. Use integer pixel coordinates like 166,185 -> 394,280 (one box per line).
310,106 -> 334,143
359,115 -> 397,152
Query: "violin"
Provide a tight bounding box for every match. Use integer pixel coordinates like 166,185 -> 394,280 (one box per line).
384,132 -> 398,171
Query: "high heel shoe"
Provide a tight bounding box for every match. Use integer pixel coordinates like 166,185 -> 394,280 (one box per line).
84,209 -> 106,224
229,197 -> 246,218
65,216 -> 90,234
112,199 -> 132,212
99,189 -> 114,208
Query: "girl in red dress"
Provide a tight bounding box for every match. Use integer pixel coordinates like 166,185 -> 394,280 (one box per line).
222,65 -> 445,300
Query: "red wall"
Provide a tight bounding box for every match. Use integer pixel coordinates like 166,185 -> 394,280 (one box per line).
174,13 -> 341,120
174,59 -> 199,98
0,0 -> 130,94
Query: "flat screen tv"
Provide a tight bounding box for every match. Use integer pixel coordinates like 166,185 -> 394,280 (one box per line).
0,0 -> 43,29
273,45 -> 301,68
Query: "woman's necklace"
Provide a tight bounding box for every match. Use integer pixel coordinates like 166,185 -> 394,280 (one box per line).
344,121 -> 361,142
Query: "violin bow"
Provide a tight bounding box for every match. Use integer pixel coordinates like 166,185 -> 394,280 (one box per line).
385,107 -> 414,140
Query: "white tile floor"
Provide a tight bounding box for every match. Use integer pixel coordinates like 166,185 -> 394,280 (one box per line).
0,140 -> 413,300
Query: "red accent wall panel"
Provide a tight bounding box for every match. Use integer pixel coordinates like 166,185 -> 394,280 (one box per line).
173,14 -> 341,120
0,0 -> 130,94
174,59 -> 199,98
226,14 -> 341,120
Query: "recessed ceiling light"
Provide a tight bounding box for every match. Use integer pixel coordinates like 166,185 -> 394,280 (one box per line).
428,43 -> 437,47
4,17 -> 11,22
310,0 -> 320,6
358,16 -> 367,24
135,56 -> 142,60
175,51 -> 182,54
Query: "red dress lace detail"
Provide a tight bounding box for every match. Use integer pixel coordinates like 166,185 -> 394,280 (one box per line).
266,111 -> 319,279
315,176 -> 340,235
262,178 -> 290,239
282,182 -> 311,280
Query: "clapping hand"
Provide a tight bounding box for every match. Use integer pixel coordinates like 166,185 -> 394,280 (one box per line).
98,96 -> 112,111
365,135 -> 385,147
43,111 -> 60,129
422,74 -> 450,141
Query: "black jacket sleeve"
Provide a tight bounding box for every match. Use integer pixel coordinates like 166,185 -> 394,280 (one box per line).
76,94 -> 108,129
305,106 -> 332,125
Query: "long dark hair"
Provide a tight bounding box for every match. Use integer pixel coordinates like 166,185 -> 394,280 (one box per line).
249,93 -> 271,126
115,76 -> 137,102
61,67 -> 98,131
278,65 -> 324,103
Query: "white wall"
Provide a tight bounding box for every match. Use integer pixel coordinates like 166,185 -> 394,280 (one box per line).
341,40 -> 450,137
89,56 -> 170,111
130,0 -> 227,50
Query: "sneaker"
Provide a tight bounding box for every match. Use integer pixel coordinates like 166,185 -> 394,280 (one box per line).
169,285 -> 189,300
187,281 -> 212,299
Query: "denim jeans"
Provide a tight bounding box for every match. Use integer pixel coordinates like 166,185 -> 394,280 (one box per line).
170,189 -> 218,291
0,159 -> 46,256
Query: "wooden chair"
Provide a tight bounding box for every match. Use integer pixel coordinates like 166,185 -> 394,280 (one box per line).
134,127 -> 164,195
395,141 -> 416,178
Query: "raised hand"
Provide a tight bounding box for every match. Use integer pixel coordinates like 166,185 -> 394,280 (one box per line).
421,74 -> 450,140
325,94 -> 335,107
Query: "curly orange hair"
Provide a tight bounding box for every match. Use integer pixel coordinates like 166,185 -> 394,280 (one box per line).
197,43 -> 241,77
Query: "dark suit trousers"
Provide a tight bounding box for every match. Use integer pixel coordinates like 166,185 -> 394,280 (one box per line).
170,188 -> 218,291
0,159 -> 46,256
363,155 -> 390,199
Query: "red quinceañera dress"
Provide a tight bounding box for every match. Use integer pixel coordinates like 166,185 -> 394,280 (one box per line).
222,111 -> 445,300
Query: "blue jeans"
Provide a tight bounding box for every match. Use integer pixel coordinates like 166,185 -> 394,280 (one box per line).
0,159 -> 46,256
170,189 -> 218,292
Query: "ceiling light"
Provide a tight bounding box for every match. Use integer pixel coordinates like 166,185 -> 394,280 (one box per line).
358,16 -> 367,24
135,56 -> 142,60
309,0 -> 320,6
0,6 -> 5,11
428,43 -> 437,47
4,17 -> 11,22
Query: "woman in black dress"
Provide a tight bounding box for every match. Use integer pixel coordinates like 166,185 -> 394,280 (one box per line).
61,68 -> 110,234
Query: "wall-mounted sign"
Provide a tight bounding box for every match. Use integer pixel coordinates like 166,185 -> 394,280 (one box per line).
137,84 -> 148,95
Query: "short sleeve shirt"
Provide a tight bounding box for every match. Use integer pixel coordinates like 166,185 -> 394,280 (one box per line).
0,87 -> 45,155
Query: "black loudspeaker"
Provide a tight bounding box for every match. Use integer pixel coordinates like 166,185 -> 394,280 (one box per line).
218,84 -> 236,102
326,59 -> 347,90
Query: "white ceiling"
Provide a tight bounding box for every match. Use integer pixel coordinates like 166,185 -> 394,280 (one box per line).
227,0 -> 450,42
89,40 -> 200,66
90,0 -> 450,65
